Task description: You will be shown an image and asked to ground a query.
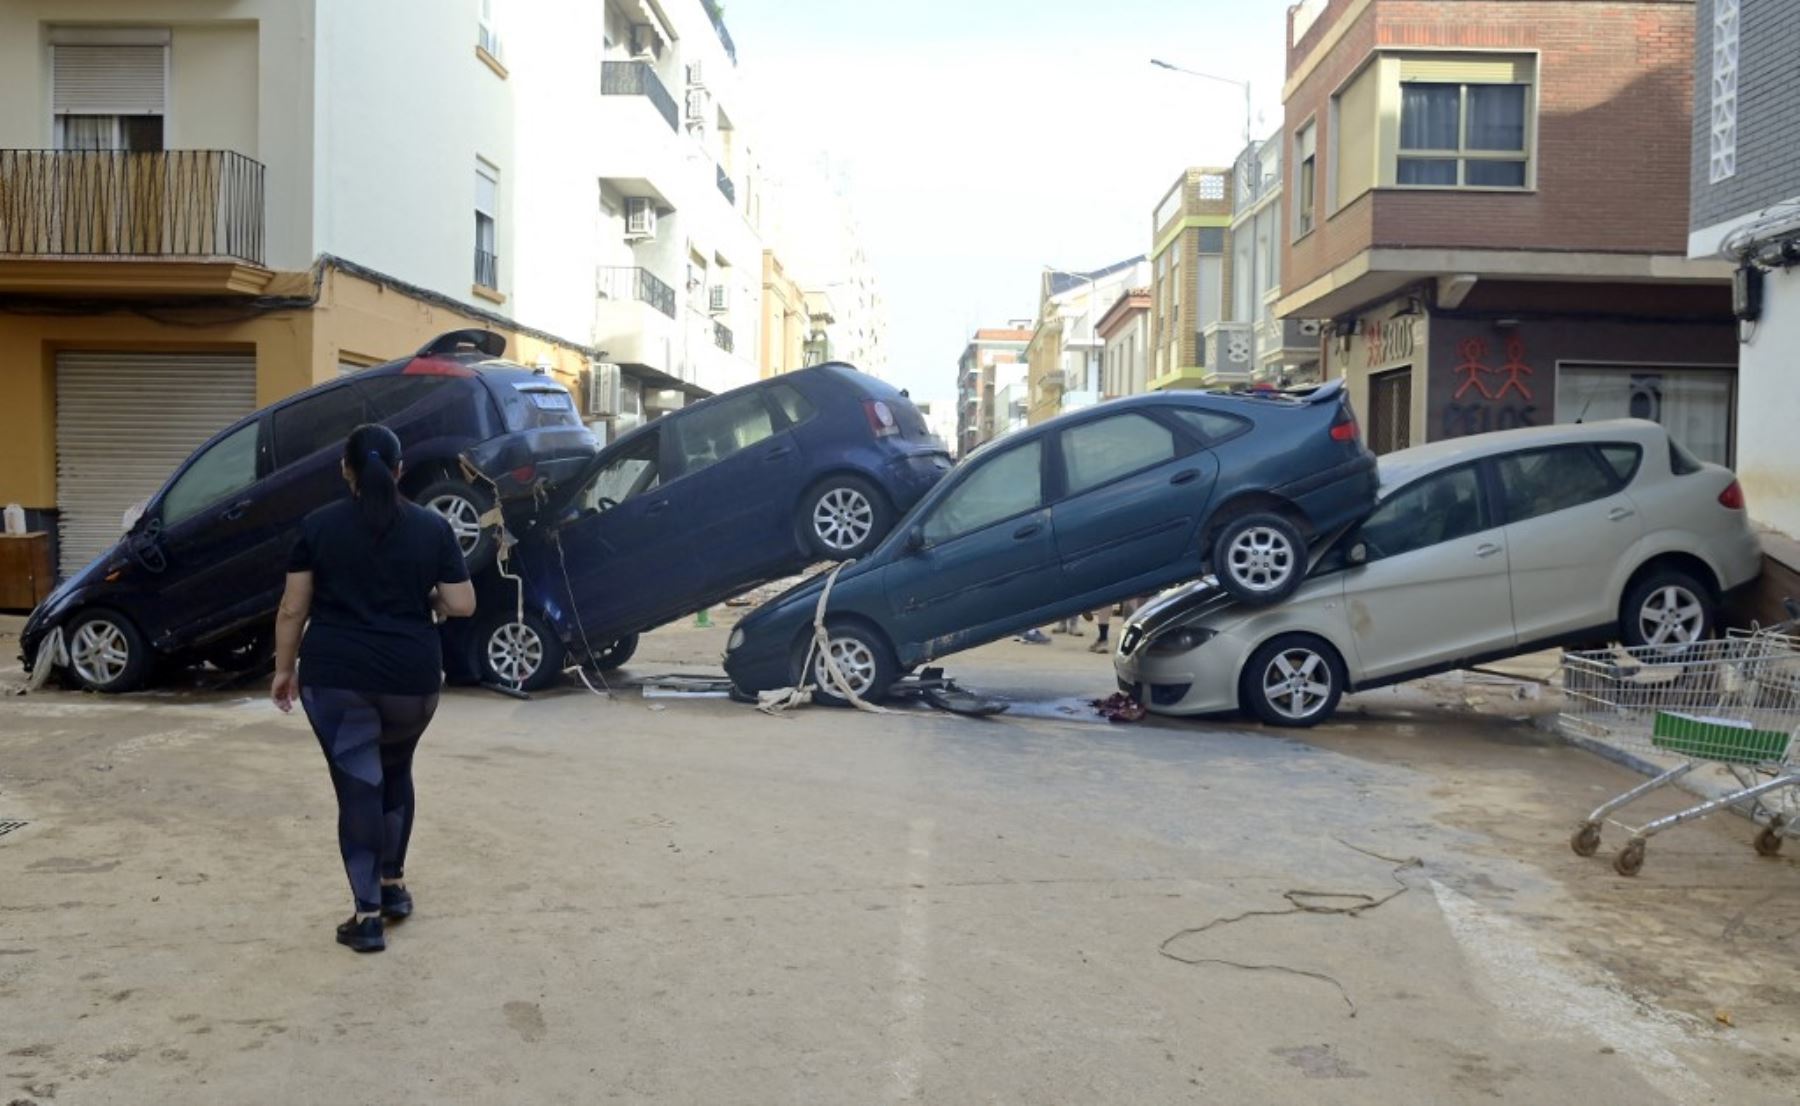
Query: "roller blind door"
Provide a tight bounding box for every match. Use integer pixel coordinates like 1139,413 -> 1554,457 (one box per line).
55,352 -> 256,577
52,45 -> 167,114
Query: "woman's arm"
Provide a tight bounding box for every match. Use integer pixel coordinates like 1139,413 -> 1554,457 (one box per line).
272,570 -> 314,712
432,580 -> 477,619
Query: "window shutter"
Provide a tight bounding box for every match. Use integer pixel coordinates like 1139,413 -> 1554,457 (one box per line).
1397,54 -> 1533,84
53,45 -> 166,114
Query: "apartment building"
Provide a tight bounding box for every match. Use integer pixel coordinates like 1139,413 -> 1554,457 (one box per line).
1097,289 -> 1151,398
1688,0 -> 1800,615
762,160 -> 889,377
1146,168 -> 1234,390
1228,133 -> 1322,384
0,0 -> 770,577
954,326 -> 1031,454
760,250 -> 807,376
1027,257 -> 1149,424
1281,0 -> 1735,458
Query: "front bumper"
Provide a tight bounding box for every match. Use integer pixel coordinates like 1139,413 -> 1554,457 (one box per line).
1112,629 -> 1251,716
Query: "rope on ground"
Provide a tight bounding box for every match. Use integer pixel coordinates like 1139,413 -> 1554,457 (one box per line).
757,561 -> 889,717
1156,839 -> 1424,1018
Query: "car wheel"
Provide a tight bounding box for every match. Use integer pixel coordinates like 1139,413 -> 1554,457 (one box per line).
802,476 -> 892,561
66,609 -> 153,693
1620,569 -> 1715,650
416,478 -> 498,574
1240,633 -> 1344,728
803,622 -> 897,707
591,633 -> 639,672
478,610 -> 566,692
199,629 -> 275,673
1212,513 -> 1307,605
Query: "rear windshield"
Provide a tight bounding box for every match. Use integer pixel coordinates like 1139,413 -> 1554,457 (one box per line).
493,379 -> 582,431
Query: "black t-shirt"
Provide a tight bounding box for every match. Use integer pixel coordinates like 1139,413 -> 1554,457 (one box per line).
288,499 -> 470,695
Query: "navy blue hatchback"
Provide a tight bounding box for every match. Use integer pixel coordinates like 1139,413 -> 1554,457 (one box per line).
21,330 -> 596,692
456,364 -> 951,690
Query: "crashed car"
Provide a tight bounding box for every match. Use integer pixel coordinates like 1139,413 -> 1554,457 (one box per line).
453,363 -> 951,690
20,330 -> 596,692
723,382 -> 1377,705
1114,420 -> 1764,727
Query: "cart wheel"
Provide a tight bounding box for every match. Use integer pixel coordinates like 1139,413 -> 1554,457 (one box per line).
1614,839 -> 1647,877
1571,822 -> 1603,857
1754,825 -> 1786,857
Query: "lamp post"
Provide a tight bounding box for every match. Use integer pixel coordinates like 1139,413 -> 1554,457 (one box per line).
1150,58 -> 1252,149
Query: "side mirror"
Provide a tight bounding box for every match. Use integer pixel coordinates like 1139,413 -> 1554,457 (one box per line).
1347,542 -> 1369,566
904,526 -> 926,553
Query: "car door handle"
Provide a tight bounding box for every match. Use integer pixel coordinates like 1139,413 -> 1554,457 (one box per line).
1013,523 -> 1042,540
1170,469 -> 1200,486
765,447 -> 794,461
1608,507 -> 1636,521
221,499 -> 254,522
1475,542 -> 1503,558
646,500 -> 670,515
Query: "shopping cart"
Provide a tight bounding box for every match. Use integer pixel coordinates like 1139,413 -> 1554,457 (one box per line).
1558,617 -> 1800,876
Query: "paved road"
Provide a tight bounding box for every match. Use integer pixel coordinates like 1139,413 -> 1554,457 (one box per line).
2,620 -> 1798,1104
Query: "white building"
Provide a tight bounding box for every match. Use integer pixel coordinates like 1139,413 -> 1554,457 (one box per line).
762,158 -> 889,376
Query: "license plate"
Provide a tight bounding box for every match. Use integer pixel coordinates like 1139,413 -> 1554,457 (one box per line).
527,391 -> 573,410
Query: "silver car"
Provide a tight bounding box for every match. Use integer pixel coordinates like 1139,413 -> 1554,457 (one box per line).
1114,419 -> 1764,727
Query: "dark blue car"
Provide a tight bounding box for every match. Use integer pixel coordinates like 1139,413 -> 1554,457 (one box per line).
20,330 -> 596,692
722,383 -> 1377,705
457,364 -> 951,690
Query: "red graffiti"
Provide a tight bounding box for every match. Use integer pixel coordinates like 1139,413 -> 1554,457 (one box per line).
1365,322 -> 1385,368
1494,335 -> 1535,401
1452,337 -> 1495,401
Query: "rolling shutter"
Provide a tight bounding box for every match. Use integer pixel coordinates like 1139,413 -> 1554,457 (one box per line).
55,352 -> 256,577
1397,54 -> 1534,84
52,45 -> 167,115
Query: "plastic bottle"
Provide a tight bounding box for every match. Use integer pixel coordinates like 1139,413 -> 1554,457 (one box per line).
2,504 -> 24,535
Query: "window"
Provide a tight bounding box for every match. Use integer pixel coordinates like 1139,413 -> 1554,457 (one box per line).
1398,81 -> 1528,188
1061,414 -> 1177,494
163,422 -> 260,527
1556,364 -> 1734,467
768,383 -> 816,426
478,0 -> 502,58
1294,122 -> 1317,237
1356,465 -> 1487,562
1495,447 -> 1617,524
923,440 -> 1043,543
51,42 -> 167,151
1171,408 -> 1251,445
272,385 -> 373,467
359,376 -> 449,418
475,160 -> 499,288
584,429 -> 660,510
1670,438 -> 1705,477
672,392 -> 775,477
1599,444 -> 1642,484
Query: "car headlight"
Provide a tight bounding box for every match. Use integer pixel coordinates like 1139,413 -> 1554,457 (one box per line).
1146,627 -> 1217,656
727,627 -> 745,651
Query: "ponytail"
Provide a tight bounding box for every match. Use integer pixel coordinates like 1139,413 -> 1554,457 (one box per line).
344,423 -> 403,535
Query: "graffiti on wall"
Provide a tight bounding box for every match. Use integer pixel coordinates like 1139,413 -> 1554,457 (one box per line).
1441,334 -> 1539,437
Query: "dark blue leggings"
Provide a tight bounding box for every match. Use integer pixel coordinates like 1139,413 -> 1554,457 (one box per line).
300,687 -> 439,913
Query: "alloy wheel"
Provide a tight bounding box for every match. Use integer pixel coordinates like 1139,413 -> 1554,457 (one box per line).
428,493 -> 485,555
1261,647 -> 1332,722
1638,585 -> 1705,647
820,636 -> 877,697
71,619 -> 130,687
487,621 -> 544,686
1226,526 -> 1296,594
813,488 -> 875,553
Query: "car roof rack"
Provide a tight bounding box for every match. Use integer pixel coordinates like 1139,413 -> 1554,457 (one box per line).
414,329 -> 506,358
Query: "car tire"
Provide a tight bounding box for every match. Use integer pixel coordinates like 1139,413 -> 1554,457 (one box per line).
1240,633 -> 1344,728
591,633 -> 639,672
801,621 -> 897,708
476,609 -> 566,692
1620,568 -> 1715,650
801,476 -> 892,561
65,609 -> 153,693
199,628 -> 275,674
1212,513 -> 1307,606
416,478 -> 498,574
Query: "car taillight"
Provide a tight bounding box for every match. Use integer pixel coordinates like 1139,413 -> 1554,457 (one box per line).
1329,409 -> 1359,442
863,400 -> 898,438
1719,480 -> 1745,510
511,464 -> 537,486
401,356 -> 476,377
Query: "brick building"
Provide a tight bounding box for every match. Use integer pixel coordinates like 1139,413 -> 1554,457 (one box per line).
1279,0 -> 1735,458
954,326 -> 1032,455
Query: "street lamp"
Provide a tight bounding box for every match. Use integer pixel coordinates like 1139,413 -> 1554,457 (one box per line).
1150,58 -> 1252,148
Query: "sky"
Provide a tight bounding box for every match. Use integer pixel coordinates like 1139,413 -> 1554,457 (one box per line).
730,0 -> 1292,407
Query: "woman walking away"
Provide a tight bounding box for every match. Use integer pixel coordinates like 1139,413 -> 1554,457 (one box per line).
271,424 -> 476,953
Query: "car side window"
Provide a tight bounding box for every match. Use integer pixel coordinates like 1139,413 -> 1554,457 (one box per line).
583,429 -> 659,510
1599,444 -> 1642,484
1669,438 -> 1704,476
1060,413 -> 1177,495
923,440 -> 1044,544
769,383 -> 816,427
163,422 -> 262,527
1497,446 -> 1618,524
358,376 -> 446,418
1170,408 -> 1251,445
1356,466 -> 1487,562
673,393 -> 776,478
272,385 -> 372,467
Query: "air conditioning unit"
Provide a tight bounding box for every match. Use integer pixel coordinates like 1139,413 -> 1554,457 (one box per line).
1297,318 -> 1323,337
709,284 -> 729,313
584,361 -> 622,418
624,197 -> 657,240
686,61 -> 705,87
684,88 -> 709,124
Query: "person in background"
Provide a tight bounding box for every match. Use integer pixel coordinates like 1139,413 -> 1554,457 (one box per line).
271,424 -> 476,953
1087,606 -> 1114,654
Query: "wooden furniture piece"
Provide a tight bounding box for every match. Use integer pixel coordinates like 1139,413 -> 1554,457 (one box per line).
0,532 -> 53,611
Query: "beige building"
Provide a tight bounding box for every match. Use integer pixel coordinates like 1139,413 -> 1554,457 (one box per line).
759,250 -> 806,377
1147,167 -> 1235,390
1097,289 -> 1151,398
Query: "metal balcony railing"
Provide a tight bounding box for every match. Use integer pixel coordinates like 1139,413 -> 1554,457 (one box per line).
715,164 -> 736,205
0,149 -> 265,264
601,61 -> 678,133
474,248 -> 499,289
701,0 -> 738,63
596,265 -> 677,319
713,320 -> 734,353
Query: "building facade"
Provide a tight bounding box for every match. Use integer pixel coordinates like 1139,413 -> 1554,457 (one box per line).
1688,0 -> 1800,613
1228,133 -> 1322,384
1097,289 -> 1151,398
1028,258 -> 1149,424
1147,168 -> 1234,390
759,250 -> 807,377
1281,0 -> 1735,458
954,327 -> 1032,455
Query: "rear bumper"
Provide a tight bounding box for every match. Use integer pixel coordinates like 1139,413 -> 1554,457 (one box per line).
883,449 -> 953,507
461,426 -> 598,501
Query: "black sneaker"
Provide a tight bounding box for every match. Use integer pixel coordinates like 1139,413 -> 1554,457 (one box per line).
381,884 -> 414,920
336,914 -> 385,953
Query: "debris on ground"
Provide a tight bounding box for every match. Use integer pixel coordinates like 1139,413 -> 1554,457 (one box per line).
1091,693 -> 1147,723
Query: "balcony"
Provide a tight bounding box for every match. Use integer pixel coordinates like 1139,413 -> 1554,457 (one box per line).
712,320 -> 734,353
715,164 -> 736,206
595,266 -> 681,378
1202,321 -> 1256,383
474,248 -> 498,291
601,61 -> 678,132
0,149 -> 271,295
701,0 -> 738,64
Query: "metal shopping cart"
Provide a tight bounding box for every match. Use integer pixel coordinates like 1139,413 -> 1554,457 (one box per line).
1558,616 -> 1800,876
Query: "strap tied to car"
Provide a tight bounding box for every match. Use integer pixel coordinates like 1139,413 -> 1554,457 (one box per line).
757,560 -> 890,716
